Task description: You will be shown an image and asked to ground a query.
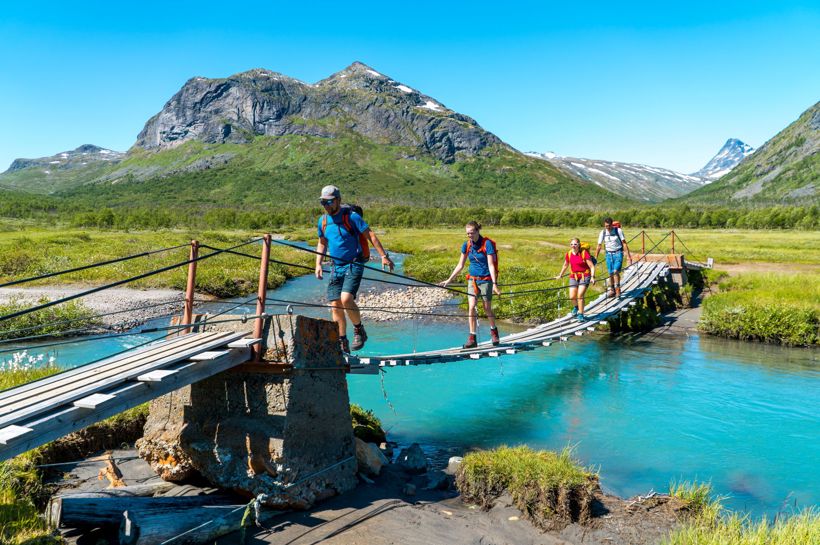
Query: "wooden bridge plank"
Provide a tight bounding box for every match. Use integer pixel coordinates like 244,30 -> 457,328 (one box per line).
0,332 -> 247,429
0,333 -> 222,415
0,333 -> 210,403
0,347 -> 252,462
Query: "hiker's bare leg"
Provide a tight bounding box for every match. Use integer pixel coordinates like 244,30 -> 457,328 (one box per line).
330,299 -> 347,337
482,298 -> 497,329
613,272 -> 621,297
577,284 -> 588,314
340,292 -> 361,325
467,295 -> 478,334
569,286 -> 578,312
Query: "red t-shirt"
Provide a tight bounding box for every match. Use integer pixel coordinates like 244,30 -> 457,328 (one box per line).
565,250 -> 592,275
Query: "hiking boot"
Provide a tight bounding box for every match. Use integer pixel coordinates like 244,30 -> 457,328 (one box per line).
463,333 -> 477,349
571,306 -> 579,316
351,324 -> 368,351
490,327 -> 500,346
339,336 -> 350,354
577,313 -> 586,322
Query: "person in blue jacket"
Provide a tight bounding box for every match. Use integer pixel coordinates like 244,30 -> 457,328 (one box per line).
439,221 -> 501,348
315,185 -> 394,353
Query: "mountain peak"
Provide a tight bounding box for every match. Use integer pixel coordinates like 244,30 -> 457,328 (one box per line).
692,138 -> 755,180
134,63 -> 500,162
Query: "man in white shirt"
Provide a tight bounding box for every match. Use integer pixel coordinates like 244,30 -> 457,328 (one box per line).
595,217 -> 632,298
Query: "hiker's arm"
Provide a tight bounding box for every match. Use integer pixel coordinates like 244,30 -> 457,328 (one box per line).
440,253 -> 467,287
364,228 -> 395,271
595,243 -> 602,259
586,257 -> 596,284
555,260 -> 568,280
622,237 -> 632,264
315,237 -> 327,279
489,258 -> 501,295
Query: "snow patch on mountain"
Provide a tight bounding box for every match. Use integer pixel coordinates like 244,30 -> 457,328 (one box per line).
692,138 -> 755,180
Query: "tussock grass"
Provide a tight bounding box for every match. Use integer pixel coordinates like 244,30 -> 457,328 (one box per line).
456,446 -> 598,530
350,403 -> 386,444
700,272 -> 819,346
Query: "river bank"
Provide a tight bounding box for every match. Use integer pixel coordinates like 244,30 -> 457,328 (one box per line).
0,286 -> 194,331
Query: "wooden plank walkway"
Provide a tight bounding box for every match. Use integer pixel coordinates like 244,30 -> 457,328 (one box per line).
346,261 -> 669,370
0,331 -> 260,462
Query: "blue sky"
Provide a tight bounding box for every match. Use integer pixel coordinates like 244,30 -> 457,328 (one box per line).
1,1 -> 818,173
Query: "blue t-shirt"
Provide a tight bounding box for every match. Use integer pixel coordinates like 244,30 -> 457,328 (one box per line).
317,210 -> 369,266
461,237 -> 496,279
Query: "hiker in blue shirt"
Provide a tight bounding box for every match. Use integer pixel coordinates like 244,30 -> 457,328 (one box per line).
315,185 -> 394,353
439,221 -> 501,348
595,217 -> 633,299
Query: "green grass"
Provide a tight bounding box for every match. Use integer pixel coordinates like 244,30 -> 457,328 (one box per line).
700,273 -> 820,346
0,298 -> 100,341
0,228 -> 314,299
350,404 -> 386,444
665,481 -> 819,545
456,446 -> 598,530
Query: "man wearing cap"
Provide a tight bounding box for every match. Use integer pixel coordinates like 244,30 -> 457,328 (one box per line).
315,185 -> 394,353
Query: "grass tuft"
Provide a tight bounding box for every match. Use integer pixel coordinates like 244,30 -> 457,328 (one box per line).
456,445 -> 598,530
350,404 -> 386,444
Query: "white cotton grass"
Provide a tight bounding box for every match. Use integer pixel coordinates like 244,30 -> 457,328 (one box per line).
1,351 -> 57,372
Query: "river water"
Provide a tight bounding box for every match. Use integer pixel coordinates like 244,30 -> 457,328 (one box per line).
12,253 -> 819,517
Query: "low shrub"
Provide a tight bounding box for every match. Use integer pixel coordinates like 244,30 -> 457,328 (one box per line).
456,446 -> 598,530
350,404 -> 386,444
0,298 -> 100,341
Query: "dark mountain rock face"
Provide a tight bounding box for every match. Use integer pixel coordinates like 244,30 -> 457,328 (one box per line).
135,62 -> 505,163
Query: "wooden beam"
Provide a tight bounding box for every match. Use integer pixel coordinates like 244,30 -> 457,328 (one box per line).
73,393 -> 115,409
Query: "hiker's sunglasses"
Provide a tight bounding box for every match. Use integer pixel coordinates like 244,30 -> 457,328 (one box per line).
319,199 -> 336,206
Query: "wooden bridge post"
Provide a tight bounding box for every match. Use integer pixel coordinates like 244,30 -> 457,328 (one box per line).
253,234 -> 272,361
671,230 -> 676,255
641,230 -> 645,255
182,240 -> 199,334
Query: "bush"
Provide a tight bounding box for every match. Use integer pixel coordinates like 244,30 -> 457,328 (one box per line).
0,298 -> 100,341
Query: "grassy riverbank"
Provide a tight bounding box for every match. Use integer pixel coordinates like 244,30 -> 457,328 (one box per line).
0,229 -> 314,299
665,482 -> 819,545
699,272 -> 819,346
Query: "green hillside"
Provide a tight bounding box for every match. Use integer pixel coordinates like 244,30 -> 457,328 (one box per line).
59,134 -> 632,208
682,102 -> 819,205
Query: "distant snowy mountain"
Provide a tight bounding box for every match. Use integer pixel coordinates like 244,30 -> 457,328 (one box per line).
692,138 -> 755,180
525,152 -> 706,202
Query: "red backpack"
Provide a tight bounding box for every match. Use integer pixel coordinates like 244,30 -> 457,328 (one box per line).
321,205 -> 370,260
466,236 -> 499,280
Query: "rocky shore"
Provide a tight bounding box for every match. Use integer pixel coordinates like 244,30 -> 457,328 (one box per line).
0,287 -> 191,330
356,286 -> 457,321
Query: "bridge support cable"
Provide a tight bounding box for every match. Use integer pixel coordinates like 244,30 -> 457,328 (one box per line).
0,243 -> 191,289
0,238 -> 261,325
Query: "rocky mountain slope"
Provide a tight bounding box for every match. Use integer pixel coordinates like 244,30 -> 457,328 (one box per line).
2,62 -> 629,208
683,102 -> 819,204
692,138 -> 755,180
135,62 -> 504,163
526,152 -> 706,202
0,145 -> 123,193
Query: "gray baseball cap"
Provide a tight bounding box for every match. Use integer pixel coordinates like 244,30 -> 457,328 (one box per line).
319,185 -> 341,200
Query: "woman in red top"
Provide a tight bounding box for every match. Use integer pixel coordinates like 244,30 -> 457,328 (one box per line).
555,238 -> 596,321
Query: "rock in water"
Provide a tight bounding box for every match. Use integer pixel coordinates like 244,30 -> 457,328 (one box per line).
396,443 -> 428,474
355,438 -> 388,476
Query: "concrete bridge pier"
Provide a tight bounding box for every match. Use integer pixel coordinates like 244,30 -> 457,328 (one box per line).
136,314 -> 358,509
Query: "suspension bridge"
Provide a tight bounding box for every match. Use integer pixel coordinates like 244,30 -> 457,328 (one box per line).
0,230 -> 709,462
